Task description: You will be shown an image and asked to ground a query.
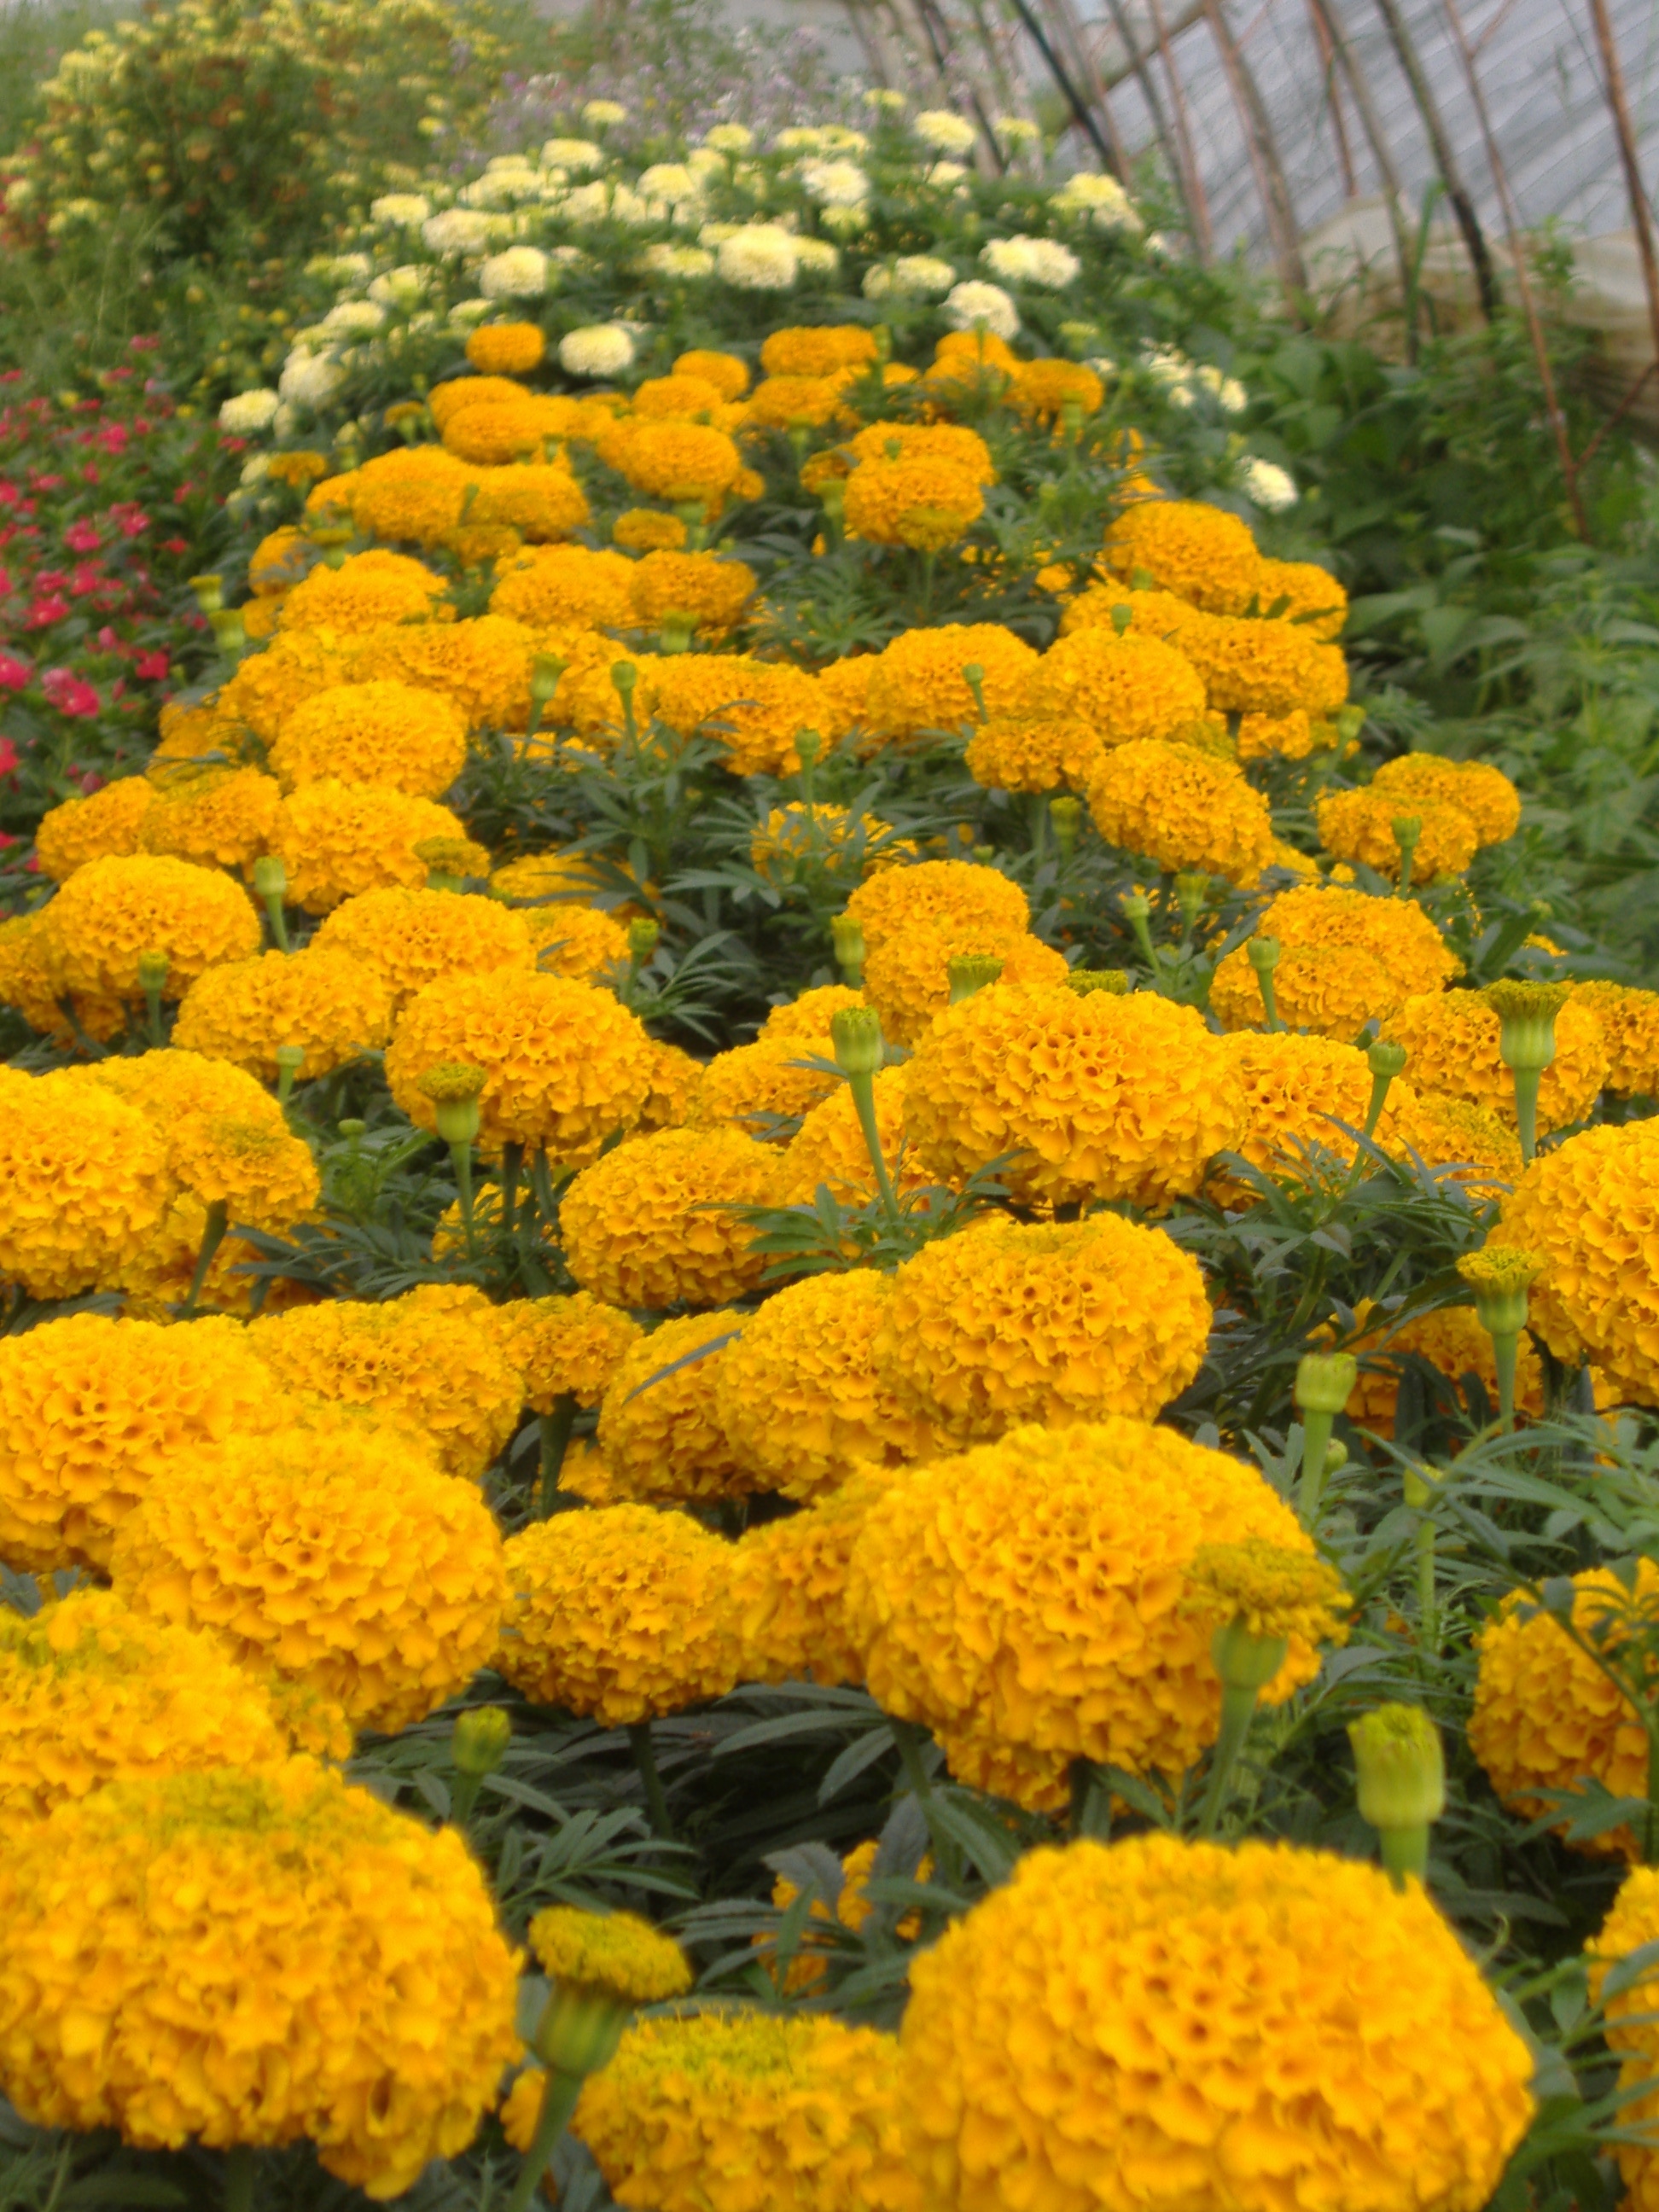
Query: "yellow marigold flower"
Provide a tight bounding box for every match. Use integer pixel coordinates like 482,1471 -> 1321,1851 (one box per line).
1317,787 -> 1478,883
843,455 -> 985,551
760,983 -> 868,1041
903,1831 -> 1534,2209
278,548 -> 452,633
673,346 -> 750,399
469,461 -> 591,544
1184,1536 -> 1350,1644
0,1761 -> 521,2196
248,1292 -> 523,1482
1101,497 -> 1265,613
730,1466 -> 898,1687
1370,751 -> 1521,845
845,856 -> 1028,948
490,542 -> 637,629
780,1062 -> 933,1205
1382,988 -> 1607,1131
606,420 -> 743,504
877,1216 -> 1211,1444
716,1271 -> 940,1499
629,549 -> 756,633
1491,1120 -> 1659,1400
305,468 -> 363,517
746,370 -> 861,431
963,713 -> 1105,795
1254,554 -> 1349,637
270,779 -> 472,914
1088,739 -> 1273,883
270,679 -> 469,799
1590,1864 -> 1659,2208
847,420 -> 997,483
1471,1563 -> 1659,1857
498,1504 -> 741,1723
493,1292 -> 642,1416
0,909 -> 124,1042
1388,1091 -> 1522,1195
172,946 -> 389,1083
0,1311 -> 281,1572
905,980 -> 1243,1208
0,1589 -> 291,1820
345,612 -> 546,731
522,900 -> 629,981
1028,629 -> 1208,747
814,651 -> 879,744
635,372 -> 727,420
387,968 -> 654,1161
1209,1030 -> 1420,1203
0,1070 -> 172,1302
69,1040 -> 282,1135
864,923 -> 1068,1047
1342,1300 -> 1544,1438
847,1419 -> 1318,1806
34,774 -> 153,881
443,395 -> 581,466
524,2012 -> 918,2212
213,627 -> 352,743
165,1111 -> 319,1231
639,1039 -> 704,1131
112,1426 -> 508,1732
248,525 -> 310,596
690,1036 -> 841,1135
346,445 -> 474,547
40,851 -> 261,999
527,1906 -> 690,2003
1007,357 -> 1103,420
428,372 -> 534,429
613,507 -> 689,552
650,652 -> 822,777
314,887 -> 532,1013
762,325 -> 881,377
137,764 -> 282,871
562,1124 -> 779,1307
751,801 -> 906,884
1237,706 -> 1316,761
864,622 -> 1038,737
492,847 -> 610,901
1195,619 -> 1350,719
151,697 -> 254,771
467,320 -> 547,375
933,327 -> 1022,377
596,1311 -> 753,1503
1236,882 -> 1460,1004
1572,981 -> 1659,1097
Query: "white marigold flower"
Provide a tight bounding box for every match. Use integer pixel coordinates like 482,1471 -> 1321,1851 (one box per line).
218,389 -> 280,434
558,323 -> 636,377
979,236 -> 1039,283
915,109 -> 977,154
368,191 -> 427,226
997,116 -> 1042,145
794,236 -> 840,275
702,124 -> 754,154
238,453 -> 272,486
583,100 -> 627,127
320,299 -> 386,336
1051,168 -> 1144,235
1194,364 -> 1249,414
367,265 -> 428,310
717,224 -> 800,289
927,160 -> 969,189
479,246 -> 551,299
448,300 -> 491,328
422,208 -> 493,256
608,184 -> 652,226
276,351 -> 346,410
879,253 -> 956,299
864,89 -> 906,114
798,158 -> 870,208
637,243 -> 715,279
541,137 -> 604,171
943,278 -> 1019,340
638,161 -> 701,203
1239,456 -> 1298,510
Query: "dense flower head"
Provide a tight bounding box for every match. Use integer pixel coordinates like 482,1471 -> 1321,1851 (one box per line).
629,549 -> 756,633
0,1071 -> 172,1303
111,1426 -> 509,1734
674,346 -> 751,399
1370,752 -> 1521,845
845,856 -> 1028,948
41,853 -> 262,999
386,969 -> 655,1161
278,548 -> 452,633
1591,1865 -> 1659,2208
314,888 -> 533,1013
466,320 -> 546,375
213,628 -> 353,744
716,1270 -> 940,1499
442,394 -> 583,464
166,1112 -> 320,1231
1237,707 -> 1318,762
269,680 -> 469,800
905,981 -> 1244,1207
562,1126 -> 780,1307
1196,612 -> 1345,719
751,802 -> 905,884
0,1761 -> 521,2197
1088,740 -> 1274,882
493,1291 -> 641,1415
1254,554 -> 1349,637
649,652 -> 822,776
346,445 -> 474,547
779,1062 -> 932,1205
469,460 -> 591,544
271,778 -> 472,914
690,1036 -> 841,1134
1573,980 -> 1659,1096
35,774 -> 154,881
1344,1300 -> 1544,1438
137,765 -> 282,872
614,506 -> 690,552
497,1504 -> 741,1723
876,1215 -> 1212,1445
1470,1563 -> 1659,1855
746,371 -> 860,431
1490,1120 -> 1659,1401
1382,989 -> 1607,1130
864,923 -> 1069,1046
902,1832 -> 1534,2209
0,911 -> 123,1042
1253,883 -> 1460,996
247,1292 -> 522,1481
1209,1030 -> 1416,1202
489,542 -> 637,629
606,419 -> 744,503
843,455 -> 985,550
348,613 -> 551,731
760,324 -> 881,377
527,1906 -> 691,2004
428,374 -> 533,430
963,713 -> 1105,794
731,1467 -> 899,1686
596,1312 -> 754,1504
847,1419 -> 1318,1805
1027,629 -> 1208,745
635,373 -> 728,420
864,622 -> 1038,736
0,1589 -> 291,1822
68,1043 -> 282,1145
522,899 -> 629,981
1009,356 -> 1104,420
1184,1536 -> 1350,1644
1100,498 -> 1264,613
1317,788 -> 1478,883
0,1313 -> 283,1575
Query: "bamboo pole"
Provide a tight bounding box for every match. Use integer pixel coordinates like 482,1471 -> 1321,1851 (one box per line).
1368,0 -> 1496,317
1141,0 -> 1216,258
1201,0 -> 1307,293
1307,0 -> 1358,195
1041,0 -> 1134,179
1305,0 -> 1415,327
1581,0 -> 1659,382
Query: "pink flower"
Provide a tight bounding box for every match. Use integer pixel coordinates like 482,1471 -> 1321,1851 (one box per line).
129,335 -> 162,352
0,740 -> 19,777
40,669 -> 100,717
133,650 -> 169,681
64,519 -> 102,553
24,597 -> 69,630
0,654 -> 31,692
0,481 -> 18,507
79,770 -> 104,794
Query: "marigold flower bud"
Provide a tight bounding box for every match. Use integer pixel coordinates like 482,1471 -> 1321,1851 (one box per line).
1349,1703 -> 1447,1831
1247,934 -> 1280,975
1485,978 -> 1571,1073
1368,1039 -> 1408,1080
1049,794 -> 1083,853
627,917 -> 660,963
136,949 -> 169,994
1457,1246 -> 1540,1339
452,1703 -> 512,1778
1295,1351 -> 1357,1416
947,952 -> 1004,1003
188,572 -> 223,615
831,1004 -> 885,1077
252,854 -> 288,901
1066,968 -> 1130,996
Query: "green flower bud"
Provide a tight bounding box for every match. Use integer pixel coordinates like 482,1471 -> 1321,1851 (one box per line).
830,1004 -> 885,1077
451,1704 -> 512,1778
948,952 -> 1004,1004
1348,1703 -> 1446,1831
1295,1352 -> 1357,1417
1484,979 -> 1571,1074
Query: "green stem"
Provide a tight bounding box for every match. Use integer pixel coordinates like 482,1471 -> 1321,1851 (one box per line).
1198,1682 -> 1259,1837
449,1770 -> 483,1828
261,894 -> 290,954
1379,1823 -> 1429,1889
1258,967 -> 1280,1031
1416,1521 -> 1437,1656
500,1142 -> 523,1243
451,1141 -> 478,1260
846,1066 -> 900,1227
144,982 -> 165,1049
538,1396 -> 577,1516
1493,1330 -> 1519,1432
627,1720 -> 674,1838
504,2067 -> 585,2212
180,1199 -> 230,1319
1512,1065 -> 1541,1166
1296,1407 -> 1337,1522
223,2145 -> 256,2212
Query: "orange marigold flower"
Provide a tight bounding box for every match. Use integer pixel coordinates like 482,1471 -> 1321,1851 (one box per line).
650,653 -> 821,777
137,765 -> 282,872
1369,752 -> 1522,846
1381,989 -> 1607,1132
843,456 -> 985,551
613,508 -> 689,552
269,679 -> 468,800
864,923 -> 1069,1047
35,776 -> 153,882
278,549 -> 452,633
313,887 -> 532,1013
629,550 -> 756,633
1088,739 -> 1274,882
172,946 -> 393,1082
489,543 -> 637,630
1317,788 -> 1478,884
1027,628 -> 1207,744
40,853 -> 262,1000
562,1125 -> 781,1307
964,714 -> 1106,795
672,347 -> 750,399
1100,497 -> 1264,614
846,421 -> 996,483
1006,358 -> 1103,420
595,1311 -> 755,1504
466,321 -> 547,375
864,623 -> 1037,737
269,780 -> 472,914
761,326 -> 881,377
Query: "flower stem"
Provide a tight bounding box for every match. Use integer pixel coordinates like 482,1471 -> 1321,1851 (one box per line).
1379,1823 -> 1429,1889
1197,1682 -> 1259,1837
500,1142 -> 522,1243
627,1720 -> 674,1838
1296,1407 -> 1337,1522
504,2067 -> 585,2212
451,1140 -> 478,1259
538,1395 -> 577,1516
180,1199 -> 229,1319
223,2145 -> 256,2212
1493,1330 -> 1520,1432
846,1065 -> 900,1227
1512,1065 -> 1542,1166
261,894 -> 290,954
